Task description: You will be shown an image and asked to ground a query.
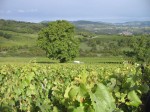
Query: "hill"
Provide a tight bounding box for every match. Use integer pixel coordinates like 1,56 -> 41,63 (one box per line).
72,20 -> 150,35
1,19 -> 149,35
0,19 -> 46,57
115,21 -> 150,27
40,20 -> 150,35
0,19 -> 45,34
0,19 -> 150,57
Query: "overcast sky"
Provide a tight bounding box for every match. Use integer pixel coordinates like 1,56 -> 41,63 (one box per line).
0,0 -> 150,23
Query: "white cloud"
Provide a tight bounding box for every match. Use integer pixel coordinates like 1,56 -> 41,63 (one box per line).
17,9 -> 38,13
6,10 -> 11,13
0,10 -> 12,14
18,9 -> 25,13
29,9 -> 38,12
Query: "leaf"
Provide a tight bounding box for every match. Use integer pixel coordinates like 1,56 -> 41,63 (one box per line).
14,88 -> 22,95
119,93 -> 126,103
110,78 -> 116,86
108,78 -> 116,90
0,75 -> 3,81
30,84 -> 35,90
78,84 -> 87,97
80,70 -> 88,84
73,106 -> 84,112
69,86 -> 79,100
64,86 -> 72,98
53,106 -> 59,112
127,90 -> 142,107
90,83 -> 116,112
25,72 -> 35,83
69,84 -> 87,101
27,72 -> 35,82
140,83 -> 149,94
115,92 -> 120,98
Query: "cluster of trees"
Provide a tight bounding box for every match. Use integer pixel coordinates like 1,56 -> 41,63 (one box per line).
125,36 -> 150,64
78,34 -> 150,59
0,45 -> 45,57
0,31 -> 12,39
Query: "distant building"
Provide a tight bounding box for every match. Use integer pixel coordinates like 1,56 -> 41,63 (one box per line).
119,31 -> 133,36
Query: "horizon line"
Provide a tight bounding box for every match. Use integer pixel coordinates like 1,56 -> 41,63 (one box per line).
0,18 -> 150,24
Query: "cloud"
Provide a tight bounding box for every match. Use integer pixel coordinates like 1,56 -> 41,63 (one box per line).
17,9 -> 38,13
0,10 -> 12,14
29,9 -> 38,13
18,10 -> 25,13
6,10 -> 11,13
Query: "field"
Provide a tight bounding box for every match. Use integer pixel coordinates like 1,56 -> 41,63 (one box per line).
0,30 -> 37,47
0,19 -> 150,112
0,56 -> 124,65
0,61 -> 149,112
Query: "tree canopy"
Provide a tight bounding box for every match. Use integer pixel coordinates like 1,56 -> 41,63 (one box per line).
37,20 -> 79,63
127,36 -> 150,64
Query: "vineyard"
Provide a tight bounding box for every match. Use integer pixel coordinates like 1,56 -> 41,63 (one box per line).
0,63 -> 150,112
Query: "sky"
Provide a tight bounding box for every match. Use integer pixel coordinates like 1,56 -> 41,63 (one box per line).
0,0 -> 150,23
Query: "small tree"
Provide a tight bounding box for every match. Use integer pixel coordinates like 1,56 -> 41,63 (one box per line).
38,20 -> 79,63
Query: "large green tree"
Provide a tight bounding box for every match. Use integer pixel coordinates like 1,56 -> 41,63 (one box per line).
125,36 -> 150,65
130,36 -> 150,64
38,20 -> 79,63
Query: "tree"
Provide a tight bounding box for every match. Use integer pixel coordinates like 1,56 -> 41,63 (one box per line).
37,20 -> 79,63
124,35 -> 150,79
129,36 -> 150,64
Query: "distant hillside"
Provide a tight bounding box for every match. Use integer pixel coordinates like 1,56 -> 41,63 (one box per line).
39,20 -> 150,34
72,20 -> 150,27
0,19 -> 150,35
115,21 -> 150,27
72,20 -> 150,35
0,19 -> 45,34
71,20 -> 112,26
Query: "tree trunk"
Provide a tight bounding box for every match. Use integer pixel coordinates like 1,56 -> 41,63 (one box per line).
59,58 -> 66,63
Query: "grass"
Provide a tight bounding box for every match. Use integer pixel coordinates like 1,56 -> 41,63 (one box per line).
95,35 -> 124,40
74,57 -> 124,63
0,57 -> 54,65
0,57 -> 35,65
0,30 -> 37,47
80,43 -> 92,51
0,56 -> 124,65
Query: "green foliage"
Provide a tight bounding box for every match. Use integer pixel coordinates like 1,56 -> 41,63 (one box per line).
0,63 -> 149,111
0,31 -> 12,39
0,19 -> 45,34
128,36 -> 150,64
38,20 -> 79,63
90,83 -> 116,112
0,19 -> 150,58
127,90 -> 142,107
